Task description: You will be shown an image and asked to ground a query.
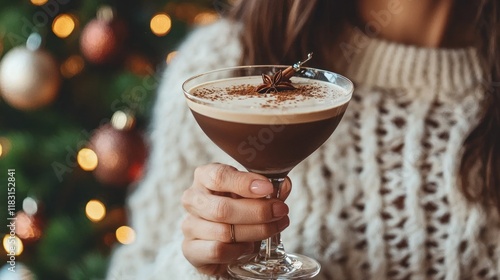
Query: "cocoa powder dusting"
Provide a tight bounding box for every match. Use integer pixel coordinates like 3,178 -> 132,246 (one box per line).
192,82 -> 329,109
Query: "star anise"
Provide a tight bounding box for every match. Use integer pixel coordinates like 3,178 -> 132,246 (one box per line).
255,70 -> 296,94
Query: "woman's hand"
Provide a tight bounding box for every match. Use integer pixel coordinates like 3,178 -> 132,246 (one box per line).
181,163 -> 292,276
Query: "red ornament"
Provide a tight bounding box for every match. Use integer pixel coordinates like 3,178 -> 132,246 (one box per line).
80,6 -> 126,65
89,112 -> 147,186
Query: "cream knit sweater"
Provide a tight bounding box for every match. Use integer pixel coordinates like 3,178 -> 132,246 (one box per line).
107,20 -> 500,280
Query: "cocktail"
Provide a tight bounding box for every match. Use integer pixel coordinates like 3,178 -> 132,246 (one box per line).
182,57 -> 353,279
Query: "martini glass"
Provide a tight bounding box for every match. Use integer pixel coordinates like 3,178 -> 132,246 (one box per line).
183,65 -> 353,279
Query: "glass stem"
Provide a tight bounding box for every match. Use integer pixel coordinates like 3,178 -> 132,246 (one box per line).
260,177 -> 287,261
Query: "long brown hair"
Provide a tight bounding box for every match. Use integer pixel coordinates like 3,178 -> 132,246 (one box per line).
229,0 -> 352,69
229,0 -> 500,212
460,0 -> 500,211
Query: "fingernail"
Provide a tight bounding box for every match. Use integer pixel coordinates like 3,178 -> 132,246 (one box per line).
250,180 -> 273,195
277,217 -> 290,231
272,202 -> 289,218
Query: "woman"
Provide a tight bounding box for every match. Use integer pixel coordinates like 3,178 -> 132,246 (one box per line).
108,0 -> 500,279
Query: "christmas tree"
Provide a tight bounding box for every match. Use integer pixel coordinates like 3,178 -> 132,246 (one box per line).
0,0 -> 229,279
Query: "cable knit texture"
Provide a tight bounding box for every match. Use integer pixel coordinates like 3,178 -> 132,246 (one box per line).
107,19 -> 500,280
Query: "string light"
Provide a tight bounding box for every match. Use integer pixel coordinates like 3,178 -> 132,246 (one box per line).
30,0 -> 48,5
23,197 -> 38,216
150,13 -> 172,36
3,234 -> 23,256
0,137 -> 11,158
61,55 -> 85,78
85,200 -> 106,222
193,11 -> 219,25
15,212 -> 42,241
52,14 -> 76,38
115,226 -> 135,244
77,148 -> 98,171
166,51 -> 178,64
111,110 -> 135,130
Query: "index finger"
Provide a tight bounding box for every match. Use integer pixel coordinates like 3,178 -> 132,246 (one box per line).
193,164 -> 274,198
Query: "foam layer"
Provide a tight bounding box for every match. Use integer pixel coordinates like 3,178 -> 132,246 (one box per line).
186,76 -> 351,124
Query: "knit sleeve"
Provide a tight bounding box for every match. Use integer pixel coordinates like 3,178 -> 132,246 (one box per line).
106,19 -> 242,280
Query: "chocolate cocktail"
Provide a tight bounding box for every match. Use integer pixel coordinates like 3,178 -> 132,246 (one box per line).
183,58 -> 353,279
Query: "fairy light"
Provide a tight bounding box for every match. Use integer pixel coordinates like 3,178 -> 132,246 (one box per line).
193,11 -> 219,25
85,200 -> 106,222
166,51 -> 178,64
3,234 -> 23,256
97,6 -> 115,22
0,137 -> 11,158
30,0 -> 48,5
15,211 -> 42,241
52,14 -> 76,38
150,13 -> 172,36
115,226 -> 135,244
77,148 -> 98,171
111,110 -> 135,130
61,55 -> 85,78
23,197 -> 38,216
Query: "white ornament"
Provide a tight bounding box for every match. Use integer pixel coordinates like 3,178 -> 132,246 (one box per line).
0,46 -> 60,110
